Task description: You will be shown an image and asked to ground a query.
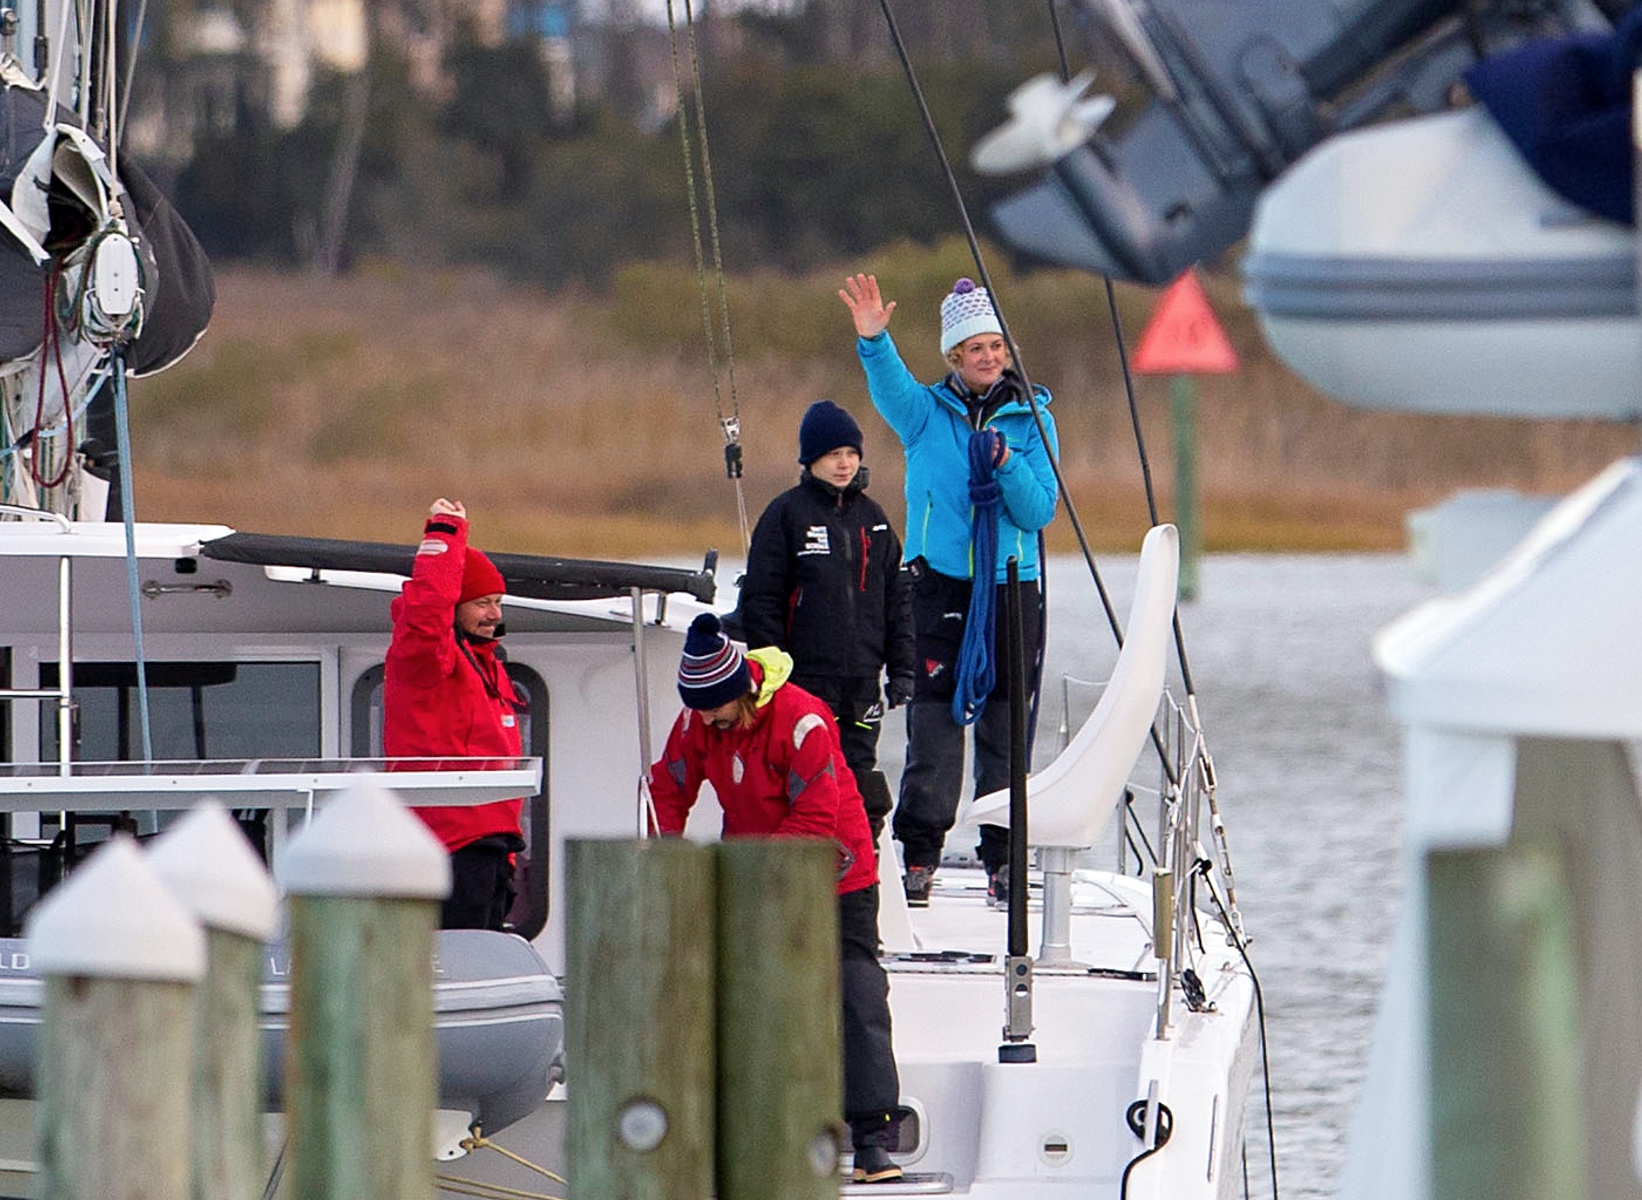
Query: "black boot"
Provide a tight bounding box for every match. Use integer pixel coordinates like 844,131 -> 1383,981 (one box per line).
852,1144 -> 903,1184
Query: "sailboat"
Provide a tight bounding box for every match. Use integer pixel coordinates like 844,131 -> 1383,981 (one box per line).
0,2 -> 1266,1197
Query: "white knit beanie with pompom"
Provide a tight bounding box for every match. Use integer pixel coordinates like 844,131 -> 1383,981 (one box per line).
939,278 -> 1003,355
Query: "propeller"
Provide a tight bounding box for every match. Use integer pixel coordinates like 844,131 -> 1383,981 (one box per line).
971,70 -> 1116,176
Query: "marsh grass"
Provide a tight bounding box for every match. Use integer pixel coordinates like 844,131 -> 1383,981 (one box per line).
127,249 -> 1638,559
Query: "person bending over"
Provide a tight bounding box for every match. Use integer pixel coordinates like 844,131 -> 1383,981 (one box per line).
649,613 -> 904,1184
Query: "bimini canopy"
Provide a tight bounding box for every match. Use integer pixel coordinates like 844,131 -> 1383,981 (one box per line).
199,531 -> 717,604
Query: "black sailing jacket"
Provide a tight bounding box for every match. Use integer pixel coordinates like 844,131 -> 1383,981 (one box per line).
740,470 -> 916,686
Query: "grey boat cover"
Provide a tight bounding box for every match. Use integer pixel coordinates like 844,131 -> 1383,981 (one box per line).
0,82 -> 213,372
200,530 -> 718,603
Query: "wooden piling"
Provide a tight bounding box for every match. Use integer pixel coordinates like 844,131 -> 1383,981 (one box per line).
716,839 -> 842,1200
1427,837 -> 1585,1200
28,835 -> 206,1200
149,800 -> 280,1200
279,776 -> 451,1200
566,838 -> 715,1200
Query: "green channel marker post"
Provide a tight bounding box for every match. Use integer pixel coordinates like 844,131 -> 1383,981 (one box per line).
1427,838 -> 1585,1200
28,835 -> 206,1200
280,776 -> 453,1200
1169,375 -> 1201,600
149,800 -> 280,1200
716,839 -> 843,1200
566,838 -> 716,1200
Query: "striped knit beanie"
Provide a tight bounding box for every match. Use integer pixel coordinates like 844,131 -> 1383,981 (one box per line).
939,278 -> 1003,355
678,613 -> 753,710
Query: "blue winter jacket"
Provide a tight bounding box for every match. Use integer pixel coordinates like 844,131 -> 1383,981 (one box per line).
856,331 -> 1059,582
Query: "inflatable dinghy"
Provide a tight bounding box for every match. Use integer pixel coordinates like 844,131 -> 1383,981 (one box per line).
1242,106 -> 1641,419
0,928 -> 560,1136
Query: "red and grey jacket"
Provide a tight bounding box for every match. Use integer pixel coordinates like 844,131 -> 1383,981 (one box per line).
384,512 -> 524,852
648,649 -> 878,896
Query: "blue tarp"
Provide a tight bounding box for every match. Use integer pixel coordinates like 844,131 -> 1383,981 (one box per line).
1464,9 -> 1642,225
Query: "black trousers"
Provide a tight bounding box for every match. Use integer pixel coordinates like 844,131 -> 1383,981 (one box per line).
894,568 -> 1042,874
840,884 -> 900,1146
441,837 -> 519,931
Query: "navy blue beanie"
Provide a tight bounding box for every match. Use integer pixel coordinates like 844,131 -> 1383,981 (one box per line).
678,613 -> 753,710
798,400 -> 864,466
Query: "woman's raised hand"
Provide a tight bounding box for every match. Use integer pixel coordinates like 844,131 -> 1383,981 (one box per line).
839,273 -> 896,339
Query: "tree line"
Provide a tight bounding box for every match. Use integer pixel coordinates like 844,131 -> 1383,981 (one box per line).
167,0 -> 1137,289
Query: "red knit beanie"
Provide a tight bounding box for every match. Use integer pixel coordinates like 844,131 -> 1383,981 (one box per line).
459,547 -> 506,603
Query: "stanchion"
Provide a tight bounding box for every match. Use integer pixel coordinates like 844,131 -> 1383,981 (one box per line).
1001,557 -> 1036,1062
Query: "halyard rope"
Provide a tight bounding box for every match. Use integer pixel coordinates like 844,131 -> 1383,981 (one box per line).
664,0 -> 750,553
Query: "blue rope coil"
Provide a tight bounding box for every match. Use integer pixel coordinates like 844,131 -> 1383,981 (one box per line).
951,429 -> 1004,726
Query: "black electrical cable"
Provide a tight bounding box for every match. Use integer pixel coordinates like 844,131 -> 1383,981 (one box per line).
1205,868 -> 1280,1200
1118,1097 -> 1175,1199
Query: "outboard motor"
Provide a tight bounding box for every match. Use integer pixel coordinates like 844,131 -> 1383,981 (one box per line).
981,0 -> 1616,283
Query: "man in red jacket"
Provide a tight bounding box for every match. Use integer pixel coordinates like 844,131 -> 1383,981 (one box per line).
650,613 -> 903,1184
385,497 -> 526,929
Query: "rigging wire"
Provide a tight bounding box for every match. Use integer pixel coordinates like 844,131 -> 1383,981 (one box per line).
73,0 -> 90,126
1037,0 -> 1249,940
114,0 -> 148,150
111,346 -> 154,762
42,0 -> 73,125
871,0 -> 1121,643
870,0 -> 1198,798
1037,0 -> 1202,700
102,0 -> 117,175
664,0 -> 750,554
1047,0 -> 1074,81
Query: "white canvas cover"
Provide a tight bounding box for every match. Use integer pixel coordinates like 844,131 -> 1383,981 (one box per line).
1342,456 -> 1642,1200
1377,456 -> 1642,740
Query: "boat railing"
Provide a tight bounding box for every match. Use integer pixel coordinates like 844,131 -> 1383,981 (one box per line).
0,506 -> 74,779
1150,685 -> 1246,1036
1058,673 -> 1247,1036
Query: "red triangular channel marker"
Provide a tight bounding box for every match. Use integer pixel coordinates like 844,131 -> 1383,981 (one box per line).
1131,270 -> 1240,375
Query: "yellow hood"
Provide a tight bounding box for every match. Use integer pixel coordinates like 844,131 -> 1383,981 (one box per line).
746,646 -> 793,707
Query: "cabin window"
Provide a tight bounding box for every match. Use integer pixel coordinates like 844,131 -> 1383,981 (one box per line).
0,661 -> 323,935
39,661 -> 322,761
350,663 -> 551,940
